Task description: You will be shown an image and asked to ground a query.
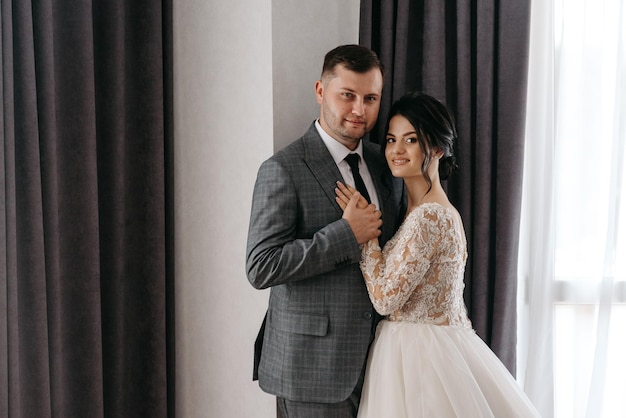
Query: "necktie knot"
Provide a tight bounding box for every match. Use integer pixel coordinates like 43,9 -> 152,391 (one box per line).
344,153 -> 360,171
346,154 -> 359,170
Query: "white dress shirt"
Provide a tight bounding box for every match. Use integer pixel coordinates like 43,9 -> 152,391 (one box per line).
315,120 -> 380,209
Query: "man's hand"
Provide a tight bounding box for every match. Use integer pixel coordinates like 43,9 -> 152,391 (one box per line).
337,182 -> 382,244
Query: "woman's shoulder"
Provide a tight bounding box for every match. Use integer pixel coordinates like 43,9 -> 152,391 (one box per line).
407,202 -> 464,229
409,201 -> 455,217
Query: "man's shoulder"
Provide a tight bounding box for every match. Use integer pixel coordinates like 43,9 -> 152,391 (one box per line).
362,137 -> 382,153
362,138 -> 385,166
274,137 -> 305,158
271,123 -> 321,161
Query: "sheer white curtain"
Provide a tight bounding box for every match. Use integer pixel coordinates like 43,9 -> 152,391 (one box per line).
519,0 -> 626,417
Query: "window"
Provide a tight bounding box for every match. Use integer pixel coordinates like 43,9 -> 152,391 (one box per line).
520,0 -> 626,416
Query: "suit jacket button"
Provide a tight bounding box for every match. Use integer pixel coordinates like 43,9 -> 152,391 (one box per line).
363,312 -> 372,319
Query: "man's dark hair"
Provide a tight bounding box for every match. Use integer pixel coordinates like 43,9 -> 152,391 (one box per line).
321,44 -> 384,80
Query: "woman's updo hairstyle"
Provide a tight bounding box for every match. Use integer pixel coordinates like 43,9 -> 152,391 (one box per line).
383,92 -> 459,190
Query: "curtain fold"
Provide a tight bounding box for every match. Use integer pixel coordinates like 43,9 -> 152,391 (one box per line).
360,0 -> 531,373
1,1 -> 174,417
517,1 -> 556,416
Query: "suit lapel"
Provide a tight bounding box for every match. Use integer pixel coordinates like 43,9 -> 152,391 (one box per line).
302,124 -> 345,215
363,141 -> 401,245
363,143 -> 390,203
302,124 -> 403,238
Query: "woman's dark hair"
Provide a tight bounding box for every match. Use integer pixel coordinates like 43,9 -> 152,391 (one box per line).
382,91 -> 459,192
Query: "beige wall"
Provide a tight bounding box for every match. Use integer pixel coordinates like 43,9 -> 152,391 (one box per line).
173,1 -> 360,416
272,1 -> 361,151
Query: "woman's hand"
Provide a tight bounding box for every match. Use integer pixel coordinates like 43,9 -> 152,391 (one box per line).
335,181 -> 369,211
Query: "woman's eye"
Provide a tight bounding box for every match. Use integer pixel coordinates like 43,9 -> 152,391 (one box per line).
386,137 -> 395,143
405,137 -> 418,143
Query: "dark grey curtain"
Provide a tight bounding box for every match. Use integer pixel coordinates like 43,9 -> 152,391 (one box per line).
1,1 -> 174,417
360,0 -> 530,373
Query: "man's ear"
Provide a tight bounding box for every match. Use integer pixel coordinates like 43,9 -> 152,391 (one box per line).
315,80 -> 324,104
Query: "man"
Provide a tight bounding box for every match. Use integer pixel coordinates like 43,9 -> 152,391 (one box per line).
246,44 -> 402,418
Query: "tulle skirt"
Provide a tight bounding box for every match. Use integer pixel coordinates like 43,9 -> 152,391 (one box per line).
357,321 -> 541,418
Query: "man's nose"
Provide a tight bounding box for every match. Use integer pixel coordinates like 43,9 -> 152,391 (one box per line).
352,100 -> 365,116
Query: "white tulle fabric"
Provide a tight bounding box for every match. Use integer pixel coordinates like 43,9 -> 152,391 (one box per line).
357,204 -> 540,417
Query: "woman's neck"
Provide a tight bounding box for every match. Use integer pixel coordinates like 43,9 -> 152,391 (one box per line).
405,177 -> 446,209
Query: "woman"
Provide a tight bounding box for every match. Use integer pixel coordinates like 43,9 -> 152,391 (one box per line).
336,92 -> 540,417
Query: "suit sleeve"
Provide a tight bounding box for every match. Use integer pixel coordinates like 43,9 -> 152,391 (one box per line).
246,158 -> 362,289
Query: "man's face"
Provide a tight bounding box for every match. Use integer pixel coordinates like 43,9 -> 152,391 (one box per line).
315,65 -> 383,150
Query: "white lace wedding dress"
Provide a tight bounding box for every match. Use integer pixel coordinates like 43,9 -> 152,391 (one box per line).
357,203 -> 540,418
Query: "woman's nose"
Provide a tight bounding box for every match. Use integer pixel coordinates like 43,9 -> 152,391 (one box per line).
390,142 -> 405,153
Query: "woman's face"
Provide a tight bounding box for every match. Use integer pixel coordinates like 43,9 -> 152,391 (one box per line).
384,115 -> 429,179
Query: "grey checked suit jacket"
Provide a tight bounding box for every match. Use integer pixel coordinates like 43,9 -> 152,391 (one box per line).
246,123 -> 403,403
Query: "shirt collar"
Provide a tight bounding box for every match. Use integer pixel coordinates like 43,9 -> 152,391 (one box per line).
315,120 -> 364,164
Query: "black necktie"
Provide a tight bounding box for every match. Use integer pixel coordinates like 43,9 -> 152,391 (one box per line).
345,153 -> 371,203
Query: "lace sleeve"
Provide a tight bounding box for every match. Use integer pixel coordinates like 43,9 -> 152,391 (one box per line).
359,206 -> 448,316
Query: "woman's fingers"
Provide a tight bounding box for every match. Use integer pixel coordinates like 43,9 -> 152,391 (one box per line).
335,190 -> 361,211
336,181 -> 370,210
337,181 -> 357,197
335,181 -> 351,209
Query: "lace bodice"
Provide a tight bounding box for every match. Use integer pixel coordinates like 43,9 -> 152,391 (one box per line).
360,203 -> 472,328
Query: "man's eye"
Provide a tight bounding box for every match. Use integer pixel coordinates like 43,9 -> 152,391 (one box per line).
366,96 -> 378,102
